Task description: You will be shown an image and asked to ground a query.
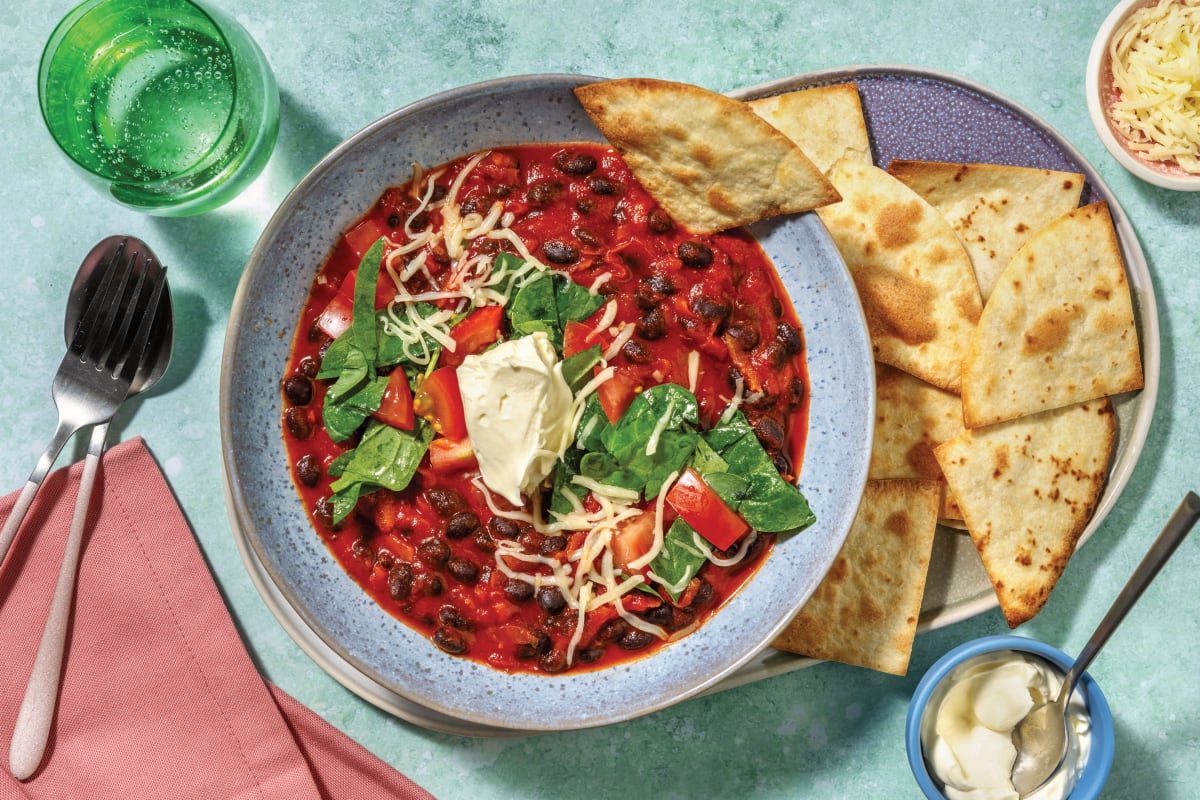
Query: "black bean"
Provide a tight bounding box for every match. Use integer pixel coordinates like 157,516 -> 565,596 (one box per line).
537,586 -> 567,615
409,210 -> 430,230
647,207 -> 674,233
539,535 -> 567,555
388,562 -> 414,601
576,198 -> 594,215
505,577 -> 535,603
432,627 -> 468,655
636,306 -> 668,341
298,356 -> 320,378
376,549 -> 395,570
296,454 -> 321,487
678,240 -> 714,269
474,528 -> 498,553
574,226 -> 602,248
667,607 -> 696,632
543,240 -> 580,265
515,630 -> 552,659
538,649 -> 568,673
416,537 -> 451,568
431,185 -> 449,202
447,557 -> 479,585
725,322 -> 760,350
639,603 -> 673,626
424,487 -> 466,517
576,645 -> 605,664
527,180 -> 563,205
621,340 -> 652,364
594,618 -> 629,644
350,537 -> 374,563
752,415 -> 788,453
776,322 -> 804,355
438,604 -> 473,630
787,377 -> 807,408
588,176 -> 616,195
460,196 -> 484,216
284,407 -> 312,440
554,151 -> 598,175
690,296 -> 731,322
313,497 -> 336,530
416,574 -> 444,596
488,516 -> 522,540
307,320 -> 327,344
619,629 -> 656,650
518,530 -> 545,556
771,450 -> 793,476
444,511 -> 480,539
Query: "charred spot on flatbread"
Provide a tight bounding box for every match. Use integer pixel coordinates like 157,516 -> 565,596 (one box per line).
574,78 -> 840,233
773,479 -> 941,675
934,399 -> 1116,627
961,201 -> 1143,428
817,159 -> 982,392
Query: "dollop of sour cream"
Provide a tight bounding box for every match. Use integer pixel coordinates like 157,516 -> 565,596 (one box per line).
457,332 -> 575,506
921,651 -> 1092,800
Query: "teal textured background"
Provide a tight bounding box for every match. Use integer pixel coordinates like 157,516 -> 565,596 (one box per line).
2,1 -> 1197,797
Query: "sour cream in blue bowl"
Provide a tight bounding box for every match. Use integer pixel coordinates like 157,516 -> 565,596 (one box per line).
906,635 -> 1114,800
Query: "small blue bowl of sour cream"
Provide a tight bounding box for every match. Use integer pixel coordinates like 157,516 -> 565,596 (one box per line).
906,635 -> 1114,800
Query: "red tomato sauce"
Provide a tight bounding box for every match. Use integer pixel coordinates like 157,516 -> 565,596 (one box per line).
280,143 -> 811,675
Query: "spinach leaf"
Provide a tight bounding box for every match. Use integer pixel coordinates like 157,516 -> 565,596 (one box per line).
327,419 -> 435,524
574,394 -> 610,453
315,240 -> 392,442
580,384 -> 700,499
650,519 -> 709,603
507,271 -> 605,351
561,345 -> 602,395
700,411 -> 815,533
548,447 -> 585,517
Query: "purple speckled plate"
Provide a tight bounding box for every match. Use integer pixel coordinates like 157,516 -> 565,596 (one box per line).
718,65 -> 1158,692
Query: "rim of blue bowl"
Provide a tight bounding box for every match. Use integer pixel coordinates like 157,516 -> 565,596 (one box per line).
905,635 -> 1114,800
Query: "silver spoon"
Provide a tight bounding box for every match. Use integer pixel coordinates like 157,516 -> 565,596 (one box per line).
6,236 -> 173,782
1010,491 -> 1200,796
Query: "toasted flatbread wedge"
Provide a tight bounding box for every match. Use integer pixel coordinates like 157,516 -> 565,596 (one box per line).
869,362 -> 965,520
961,201 -> 1143,428
934,398 -> 1115,627
887,160 -> 1084,302
817,159 -> 983,392
747,83 -> 872,176
574,78 -> 840,233
773,479 -> 941,675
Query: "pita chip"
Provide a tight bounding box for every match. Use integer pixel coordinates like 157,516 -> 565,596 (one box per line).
817,159 -> 983,392
887,160 -> 1084,302
869,362 -> 966,520
961,201 -> 1143,428
773,479 -> 941,675
934,398 -> 1115,627
747,83 -> 872,176
574,78 -> 840,233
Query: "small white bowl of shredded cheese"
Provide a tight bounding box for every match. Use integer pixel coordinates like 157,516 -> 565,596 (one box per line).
1086,0 -> 1200,190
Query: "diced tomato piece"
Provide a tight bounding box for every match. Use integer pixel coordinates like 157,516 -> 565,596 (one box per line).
315,293 -> 353,339
343,217 -> 390,261
372,369 -> 414,429
414,366 -> 468,440
619,591 -> 661,613
611,511 -> 656,572
339,267 -> 399,310
563,320 -> 594,358
428,436 -> 477,473
441,306 -> 504,367
666,468 -> 749,550
596,369 -> 639,424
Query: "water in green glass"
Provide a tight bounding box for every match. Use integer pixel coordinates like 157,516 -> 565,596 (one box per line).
40,0 -> 278,215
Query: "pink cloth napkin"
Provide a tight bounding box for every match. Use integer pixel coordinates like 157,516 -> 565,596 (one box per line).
0,438 -> 434,800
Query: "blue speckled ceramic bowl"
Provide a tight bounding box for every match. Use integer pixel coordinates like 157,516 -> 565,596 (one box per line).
219,74 -> 874,731
906,635 -> 1114,799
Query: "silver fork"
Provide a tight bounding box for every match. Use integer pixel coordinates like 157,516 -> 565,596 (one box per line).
0,239 -> 167,568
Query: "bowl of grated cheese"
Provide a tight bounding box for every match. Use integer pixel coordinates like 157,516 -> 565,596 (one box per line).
1086,0 -> 1200,191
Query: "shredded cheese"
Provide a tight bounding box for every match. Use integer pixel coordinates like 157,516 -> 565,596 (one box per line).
1109,0 -> 1200,173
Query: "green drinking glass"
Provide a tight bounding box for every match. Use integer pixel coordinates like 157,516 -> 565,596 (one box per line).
38,0 -> 279,216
